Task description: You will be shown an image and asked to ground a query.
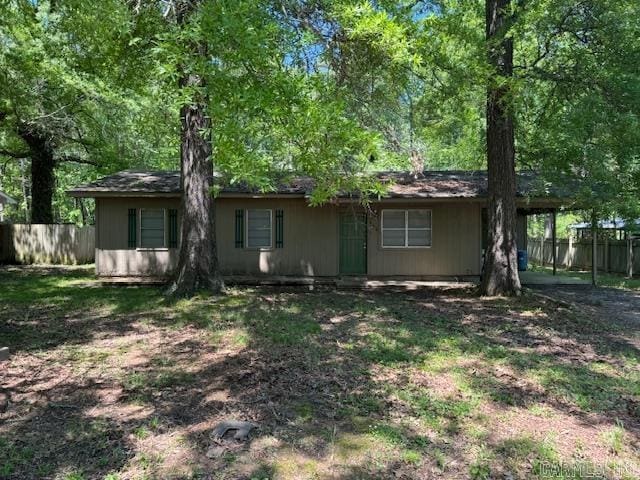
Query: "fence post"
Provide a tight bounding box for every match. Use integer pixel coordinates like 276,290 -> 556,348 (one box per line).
604,235 -> 609,273
628,237 -> 634,278
552,209 -> 557,275
568,235 -> 573,269
591,211 -> 598,286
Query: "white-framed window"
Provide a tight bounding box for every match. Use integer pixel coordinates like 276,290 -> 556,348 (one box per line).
246,209 -> 272,248
140,208 -> 165,248
381,209 -> 432,248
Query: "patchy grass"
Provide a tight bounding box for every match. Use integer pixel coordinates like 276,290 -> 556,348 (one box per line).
530,263 -> 640,290
1,266 -> 639,479
602,420 -> 627,456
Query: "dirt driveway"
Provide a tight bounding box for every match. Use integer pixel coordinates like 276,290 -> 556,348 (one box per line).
530,284 -> 640,328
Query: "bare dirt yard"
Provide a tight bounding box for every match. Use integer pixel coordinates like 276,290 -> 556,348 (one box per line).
1,266 -> 639,479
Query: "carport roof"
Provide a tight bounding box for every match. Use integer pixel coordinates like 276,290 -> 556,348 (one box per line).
0,190 -> 16,205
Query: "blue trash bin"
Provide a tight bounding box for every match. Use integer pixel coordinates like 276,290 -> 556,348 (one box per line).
517,250 -> 528,271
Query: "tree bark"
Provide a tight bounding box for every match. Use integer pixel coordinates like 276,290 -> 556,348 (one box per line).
166,92 -> 224,296
19,158 -> 31,222
480,0 -> 521,296
166,1 -> 224,297
18,126 -> 55,224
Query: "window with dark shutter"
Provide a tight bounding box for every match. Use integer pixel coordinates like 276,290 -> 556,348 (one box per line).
128,208 -> 137,248
246,209 -> 272,248
275,209 -> 283,248
235,209 -> 244,248
140,209 -> 165,248
168,209 -> 178,248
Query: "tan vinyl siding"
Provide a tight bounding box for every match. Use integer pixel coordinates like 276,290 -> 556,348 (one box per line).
367,202 -> 482,276
96,197 -> 181,250
95,197 -> 181,276
97,249 -> 179,277
94,197 -> 482,278
217,198 -> 339,276
95,197 -> 339,277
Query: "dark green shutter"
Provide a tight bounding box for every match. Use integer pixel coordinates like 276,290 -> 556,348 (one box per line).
275,209 -> 284,248
127,208 -> 137,248
235,209 -> 244,248
168,209 -> 178,248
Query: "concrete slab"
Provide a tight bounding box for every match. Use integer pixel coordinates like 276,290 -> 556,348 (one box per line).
337,278 -> 477,290
519,271 -> 590,285
97,272 -> 588,288
98,277 -> 168,286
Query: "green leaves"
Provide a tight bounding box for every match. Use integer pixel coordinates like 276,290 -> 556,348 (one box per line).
515,0 -> 640,217
2,0 -> 638,221
0,0 -> 178,222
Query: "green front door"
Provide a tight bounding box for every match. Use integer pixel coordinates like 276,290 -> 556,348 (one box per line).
339,212 -> 367,275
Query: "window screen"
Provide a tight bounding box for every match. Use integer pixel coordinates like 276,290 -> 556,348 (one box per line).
247,209 -> 272,248
140,209 -> 165,248
381,210 -> 406,247
381,210 -> 432,247
407,210 -> 431,246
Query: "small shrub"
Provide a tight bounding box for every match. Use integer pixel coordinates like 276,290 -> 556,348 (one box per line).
469,460 -> 491,480
134,426 -> 150,439
603,420 -> 626,455
402,449 -> 422,466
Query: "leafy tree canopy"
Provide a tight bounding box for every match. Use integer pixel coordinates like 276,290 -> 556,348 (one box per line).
0,0 -> 177,221
1,0 -> 638,222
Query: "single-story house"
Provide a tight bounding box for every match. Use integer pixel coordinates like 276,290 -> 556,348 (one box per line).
68,170 -> 566,279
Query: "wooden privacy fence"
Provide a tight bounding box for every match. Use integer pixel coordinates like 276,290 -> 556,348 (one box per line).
527,237 -> 639,275
0,224 -> 95,264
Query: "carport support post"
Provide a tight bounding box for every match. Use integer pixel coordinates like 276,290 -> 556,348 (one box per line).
552,209 -> 557,275
539,216 -> 545,266
591,211 -> 598,286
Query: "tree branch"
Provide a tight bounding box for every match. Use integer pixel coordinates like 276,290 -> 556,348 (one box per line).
0,149 -> 30,159
56,155 -> 98,166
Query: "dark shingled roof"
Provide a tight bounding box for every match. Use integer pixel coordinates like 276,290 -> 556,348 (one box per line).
68,169 -> 564,199
68,170 -> 181,195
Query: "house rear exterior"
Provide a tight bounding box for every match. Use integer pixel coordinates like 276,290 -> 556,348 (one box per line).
69,170 -> 561,280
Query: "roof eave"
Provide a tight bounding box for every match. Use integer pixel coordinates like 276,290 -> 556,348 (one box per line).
66,190 -> 575,206
217,192 -> 308,199
67,190 -> 181,198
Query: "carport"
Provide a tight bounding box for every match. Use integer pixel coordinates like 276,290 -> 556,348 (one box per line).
519,205 -> 605,286
519,270 -> 590,285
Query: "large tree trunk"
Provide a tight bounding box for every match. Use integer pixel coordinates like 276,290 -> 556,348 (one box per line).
18,126 -> 55,224
166,1 -> 224,297
480,0 -> 521,296
166,94 -> 224,296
